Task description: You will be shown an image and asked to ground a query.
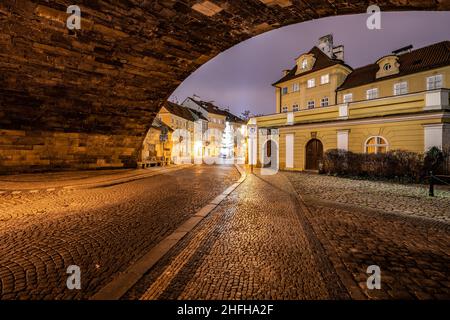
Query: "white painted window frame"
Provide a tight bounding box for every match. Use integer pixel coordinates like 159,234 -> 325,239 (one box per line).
427,74 -> 443,90
393,81 -> 408,95
343,93 -> 353,103
364,136 -> 389,154
366,88 -> 379,100
320,74 -> 330,85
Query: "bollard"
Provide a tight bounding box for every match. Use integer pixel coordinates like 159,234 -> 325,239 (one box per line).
429,171 -> 435,197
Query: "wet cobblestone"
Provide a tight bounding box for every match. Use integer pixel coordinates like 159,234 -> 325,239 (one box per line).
0,165 -> 239,299
286,173 -> 450,223
127,170 -> 450,300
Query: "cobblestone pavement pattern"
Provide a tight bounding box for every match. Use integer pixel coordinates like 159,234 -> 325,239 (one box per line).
126,171 -> 450,300
0,165 -> 239,299
287,173 -> 450,223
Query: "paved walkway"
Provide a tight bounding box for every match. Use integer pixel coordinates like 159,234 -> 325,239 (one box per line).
0,165 -> 190,192
286,173 -> 450,223
0,165 -> 239,299
126,170 -> 450,300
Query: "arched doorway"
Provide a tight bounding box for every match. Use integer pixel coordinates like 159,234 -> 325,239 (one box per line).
263,139 -> 278,168
305,139 -> 323,171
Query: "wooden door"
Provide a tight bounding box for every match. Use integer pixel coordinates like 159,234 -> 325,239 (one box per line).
305,139 -> 323,170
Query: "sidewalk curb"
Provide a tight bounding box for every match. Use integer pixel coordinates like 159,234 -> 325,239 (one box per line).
0,165 -> 191,195
90,163 -> 247,300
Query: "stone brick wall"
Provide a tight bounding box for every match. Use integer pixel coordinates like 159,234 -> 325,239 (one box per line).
0,0 -> 446,173
0,129 -> 140,173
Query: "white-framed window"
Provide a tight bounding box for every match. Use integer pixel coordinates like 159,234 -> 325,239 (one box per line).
320,97 -> 329,107
307,79 -> 315,88
427,74 -> 443,90
366,88 -> 379,100
293,104 -> 299,112
365,136 -> 388,154
321,74 -> 330,84
302,59 -> 308,69
383,63 -> 392,71
281,106 -> 288,113
394,81 -> 408,95
307,100 -> 315,109
343,93 -> 353,103
282,87 -> 288,95
292,83 -> 300,92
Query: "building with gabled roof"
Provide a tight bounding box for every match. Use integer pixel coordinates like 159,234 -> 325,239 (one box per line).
251,36 -> 450,171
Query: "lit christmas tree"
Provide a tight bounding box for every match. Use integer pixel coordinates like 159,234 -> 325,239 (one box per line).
220,122 -> 234,159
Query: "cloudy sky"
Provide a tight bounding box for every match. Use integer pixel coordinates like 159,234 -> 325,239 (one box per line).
170,12 -> 450,117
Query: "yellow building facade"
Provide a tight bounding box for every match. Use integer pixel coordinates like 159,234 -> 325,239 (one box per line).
251,37 -> 450,171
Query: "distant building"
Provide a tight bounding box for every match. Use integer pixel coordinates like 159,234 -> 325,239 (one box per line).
182,97 -> 246,160
159,101 -> 207,163
251,36 -> 450,171
139,117 -> 173,168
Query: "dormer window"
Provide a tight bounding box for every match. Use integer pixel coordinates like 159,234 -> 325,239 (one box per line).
376,55 -> 400,79
295,53 -> 316,75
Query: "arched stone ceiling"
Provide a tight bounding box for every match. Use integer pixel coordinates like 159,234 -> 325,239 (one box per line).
0,0 -> 448,172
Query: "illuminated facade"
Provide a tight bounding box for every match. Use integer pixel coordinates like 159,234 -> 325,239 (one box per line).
251,36 -> 450,171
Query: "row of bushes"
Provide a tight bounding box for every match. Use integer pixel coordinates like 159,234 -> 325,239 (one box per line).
321,147 -> 447,183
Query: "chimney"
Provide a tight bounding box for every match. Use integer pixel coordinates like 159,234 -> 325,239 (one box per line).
392,44 -> 413,56
332,45 -> 344,61
318,34 -> 334,58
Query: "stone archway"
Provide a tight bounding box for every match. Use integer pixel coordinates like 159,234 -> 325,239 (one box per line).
0,1 -> 447,172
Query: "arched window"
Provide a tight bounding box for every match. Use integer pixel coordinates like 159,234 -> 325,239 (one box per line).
365,136 -> 388,154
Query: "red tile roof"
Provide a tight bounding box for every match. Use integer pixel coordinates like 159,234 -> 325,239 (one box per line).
164,101 -> 197,122
272,47 -> 351,86
338,41 -> 450,91
188,99 -> 245,123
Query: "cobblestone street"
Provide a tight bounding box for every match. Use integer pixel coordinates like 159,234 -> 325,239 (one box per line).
126,170 -> 450,300
0,165 -> 239,299
1,166 -> 449,300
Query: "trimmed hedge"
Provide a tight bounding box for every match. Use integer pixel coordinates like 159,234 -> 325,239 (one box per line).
322,149 -> 426,182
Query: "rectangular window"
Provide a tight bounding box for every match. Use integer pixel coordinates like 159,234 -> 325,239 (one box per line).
307,79 -> 315,88
307,100 -> 315,109
292,83 -> 300,92
394,82 -> 408,95
427,74 -> 443,90
320,97 -> 329,107
282,87 -> 288,95
293,104 -> 299,112
321,74 -> 330,84
282,106 -> 288,113
366,88 -> 379,100
343,93 -> 353,103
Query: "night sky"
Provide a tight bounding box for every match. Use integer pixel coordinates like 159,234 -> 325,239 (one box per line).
170,12 -> 450,117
